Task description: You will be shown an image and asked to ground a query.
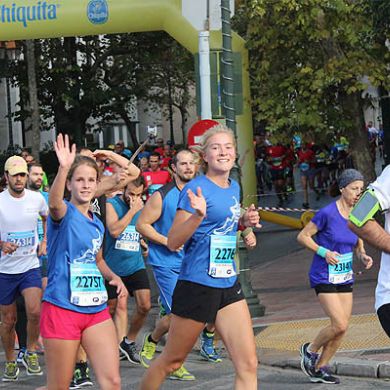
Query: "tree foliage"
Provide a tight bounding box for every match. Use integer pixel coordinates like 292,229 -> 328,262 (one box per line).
234,0 -> 390,180
12,32 -> 194,148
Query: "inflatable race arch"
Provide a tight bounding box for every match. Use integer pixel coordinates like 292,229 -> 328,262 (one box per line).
0,0 -> 256,203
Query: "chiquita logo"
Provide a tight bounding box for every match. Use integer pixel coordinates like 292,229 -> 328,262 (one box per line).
0,1 -> 58,28
87,0 -> 108,25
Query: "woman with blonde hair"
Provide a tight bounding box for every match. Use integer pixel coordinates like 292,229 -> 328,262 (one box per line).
140,124 -> 260,390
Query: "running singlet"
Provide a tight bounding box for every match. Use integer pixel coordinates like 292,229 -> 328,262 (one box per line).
297,148 -> 315,172
43,201 -> 107,314
0,189 -> 48,274
266,145 -> 286,171
104,196 -> 145,277
142,170 -> 171,198
148,181 -> 184,269
308,201 -> 358,288
177,175 -> 240,288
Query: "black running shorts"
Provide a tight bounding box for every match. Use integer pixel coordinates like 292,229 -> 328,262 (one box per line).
105,268 -> 150,300
314,283 -> 353,296
171,279 -> 245,323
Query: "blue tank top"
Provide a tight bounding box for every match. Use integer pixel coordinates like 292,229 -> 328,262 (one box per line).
104,196 -> 145,276
148,181 -> 183,269
43,201 -> 107,314
177,175 -> 240,288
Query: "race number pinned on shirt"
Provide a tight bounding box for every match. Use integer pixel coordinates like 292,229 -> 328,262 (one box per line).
115,226 -> 140,252
7,231 -> 35,256
209,235 -> 237,278
70,262 -> 107,306
328,252 -> 353,284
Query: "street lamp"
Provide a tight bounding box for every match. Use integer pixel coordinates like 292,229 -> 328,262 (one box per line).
0,41 -> 18,148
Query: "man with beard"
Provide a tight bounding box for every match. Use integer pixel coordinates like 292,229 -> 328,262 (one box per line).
0,156 -> 48,381
14,163 -> 49,366
104,175 -> 151,365
136,150 -> 198,381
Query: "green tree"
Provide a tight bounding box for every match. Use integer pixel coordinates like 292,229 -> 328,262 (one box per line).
235,0 -> 390,181
13,32 -> 194,149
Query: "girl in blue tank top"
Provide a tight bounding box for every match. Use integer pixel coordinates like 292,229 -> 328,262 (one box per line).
140,125 -> 261,390
41,134 -> 125,390
297,169 -> 373,384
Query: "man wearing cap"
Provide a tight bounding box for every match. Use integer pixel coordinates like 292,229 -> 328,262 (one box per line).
0,156 -> 48,381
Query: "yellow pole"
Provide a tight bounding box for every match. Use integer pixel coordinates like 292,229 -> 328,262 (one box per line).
259,210 -> 315,229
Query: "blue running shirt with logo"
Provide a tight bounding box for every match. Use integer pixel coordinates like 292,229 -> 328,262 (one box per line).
309,201 -> 358,287
177,175 -> 240,288
43,201 -> 107,314
104,196 -> 145,276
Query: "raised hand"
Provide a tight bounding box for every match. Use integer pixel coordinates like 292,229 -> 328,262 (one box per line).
241,204 -> 262,228
187,187 -> 206,217
54,134 -> 76,170
129,196 -> 144,214
92,149 -> 112,161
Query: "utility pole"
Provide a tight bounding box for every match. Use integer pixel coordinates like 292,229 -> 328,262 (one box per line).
221,0 -> 236,134
26,40 -> 41,160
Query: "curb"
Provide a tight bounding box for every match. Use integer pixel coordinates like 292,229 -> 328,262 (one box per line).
263,355 -> 390,380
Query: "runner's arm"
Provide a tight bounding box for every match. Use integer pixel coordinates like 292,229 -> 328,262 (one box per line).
105,202 -> 138,239
297,221 -> 320,253
93,150 -> 140,179
135,192 -> 167,246
349,219 -> 390,254
96,249 -> 126,297
38,215 -> 48,256
50,134 -> 75,220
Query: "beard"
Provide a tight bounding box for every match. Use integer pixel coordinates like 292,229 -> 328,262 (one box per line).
9,183 -> 25,194
28,181 -> 41,191
176,172 -> 195,183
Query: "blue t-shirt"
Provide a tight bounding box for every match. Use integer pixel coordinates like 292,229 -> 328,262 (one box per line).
43,201 -> 107,314
177,175 -> 240,288
309,201 -> 358,287
104,196 -> 145,276
148,181 -> 183,269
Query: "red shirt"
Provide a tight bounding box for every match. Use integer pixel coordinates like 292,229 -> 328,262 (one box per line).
297,149 -> 315,169
266,145 -> 287,170
142,170 -> 171,198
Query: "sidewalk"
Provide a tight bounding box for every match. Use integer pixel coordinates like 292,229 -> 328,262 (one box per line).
249,241 -> 390,379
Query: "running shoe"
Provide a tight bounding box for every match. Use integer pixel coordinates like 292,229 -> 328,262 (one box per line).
2,361 -> 19,382
22,351 -> 43,376
299,342 -> 318,377
168,365 -> 195,381
310,366 -> 340,384
140,333 -> 157,368
16,347 -> 26,364
119,338 -> 140,365
69,378 -> 80,389
119,349 -> 127,361
73,361 -> 93,387
200,332 -> 222,363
